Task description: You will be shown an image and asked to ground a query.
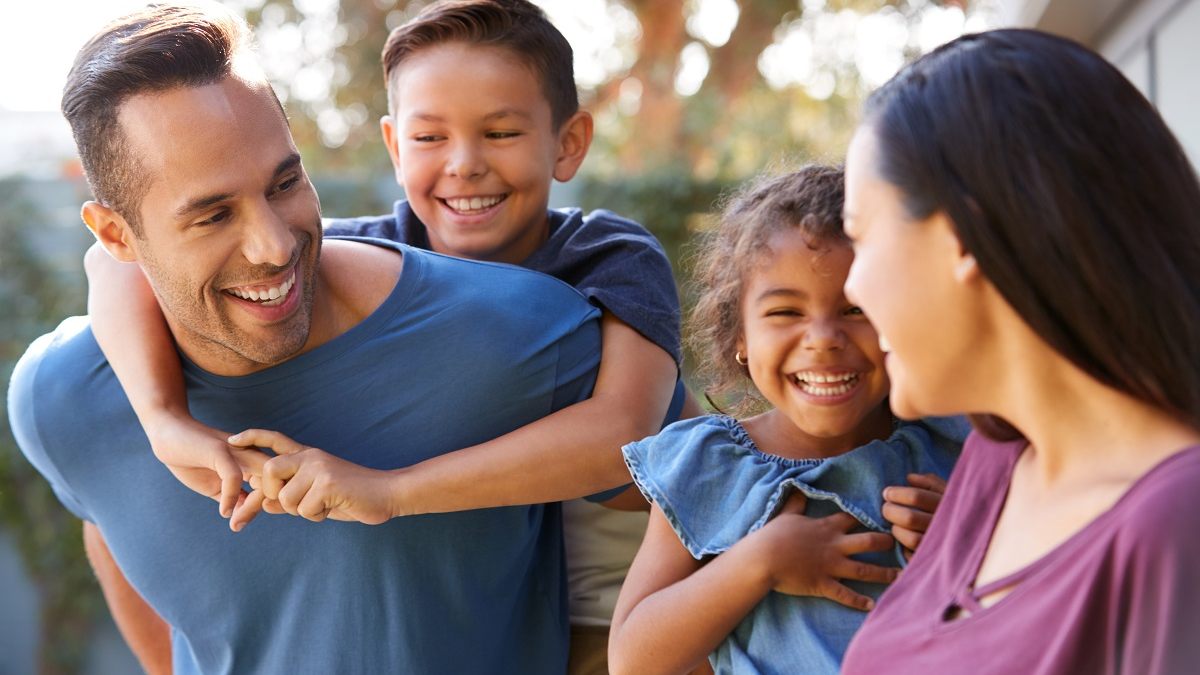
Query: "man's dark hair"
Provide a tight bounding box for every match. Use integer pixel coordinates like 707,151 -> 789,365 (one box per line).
863,29 -> 1200,438
382,0 -> 578,129
61,3 -> 251,235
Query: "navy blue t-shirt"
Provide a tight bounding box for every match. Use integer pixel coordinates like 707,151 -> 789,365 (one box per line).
10,242 -> 600,674
326,201 -> 682,365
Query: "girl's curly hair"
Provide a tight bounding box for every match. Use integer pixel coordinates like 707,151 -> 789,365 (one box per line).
687,165 -> 848,414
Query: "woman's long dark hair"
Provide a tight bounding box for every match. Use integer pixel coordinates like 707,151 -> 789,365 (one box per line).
863,29 -> 1200,439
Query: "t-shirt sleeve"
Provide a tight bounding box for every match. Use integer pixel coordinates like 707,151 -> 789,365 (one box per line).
1114,457 -> 1200,673
536,210 -> 682,365
7,332 -> 92,522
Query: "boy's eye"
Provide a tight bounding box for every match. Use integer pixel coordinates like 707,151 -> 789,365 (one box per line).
413,134 -> 444,143
486,131 -> 521,140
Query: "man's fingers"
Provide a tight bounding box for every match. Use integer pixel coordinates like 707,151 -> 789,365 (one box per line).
819,580 -> 876,612
881,501 -> 934,532
227,428 -> 307,455
230,489 -> 265,532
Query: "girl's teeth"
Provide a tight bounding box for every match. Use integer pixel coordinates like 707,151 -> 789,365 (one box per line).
793,372 -> 859,397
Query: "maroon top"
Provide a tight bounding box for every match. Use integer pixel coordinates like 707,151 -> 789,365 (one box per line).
842,431 -> 1200,674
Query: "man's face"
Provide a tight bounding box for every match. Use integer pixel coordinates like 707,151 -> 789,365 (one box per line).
118,76 -> 323,376
384,42 -> 575,265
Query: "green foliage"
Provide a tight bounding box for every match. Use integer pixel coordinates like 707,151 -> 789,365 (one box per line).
0,176 -> 102,674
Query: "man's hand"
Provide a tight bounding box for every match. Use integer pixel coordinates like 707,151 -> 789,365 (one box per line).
226,429 -> 400,531
143,412 -> 246,518
746,492 -> 897,611
881,472 -> 948,560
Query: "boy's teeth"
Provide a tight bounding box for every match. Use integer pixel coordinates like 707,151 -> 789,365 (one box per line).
446,195 -> 502,212
229,272 -> 295,305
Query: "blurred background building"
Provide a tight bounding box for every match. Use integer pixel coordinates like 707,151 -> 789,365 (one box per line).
1,1 -> 1195,673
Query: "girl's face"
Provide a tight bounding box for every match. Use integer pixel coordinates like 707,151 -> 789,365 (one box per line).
738,229 -> 890,448
843,127 -> 981,419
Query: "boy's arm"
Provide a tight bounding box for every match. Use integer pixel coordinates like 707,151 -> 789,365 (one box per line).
85,244 -> 244,517
609,495 -> 901,675
83,523 -> 171,675
228,313 -> 678,527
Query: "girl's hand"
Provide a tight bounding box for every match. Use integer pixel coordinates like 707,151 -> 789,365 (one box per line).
225,429 -> 400,531
143,412 -> 246,519
881,473 -> 948,560
748,492 -> 898,611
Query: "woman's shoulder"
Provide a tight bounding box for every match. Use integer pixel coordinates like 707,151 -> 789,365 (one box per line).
1110,445 -> 1200,550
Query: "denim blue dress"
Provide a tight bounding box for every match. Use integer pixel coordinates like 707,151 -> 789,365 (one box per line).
622,415 -> 967,674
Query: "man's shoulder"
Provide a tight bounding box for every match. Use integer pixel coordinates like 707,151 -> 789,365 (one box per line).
10,317 -> 103,396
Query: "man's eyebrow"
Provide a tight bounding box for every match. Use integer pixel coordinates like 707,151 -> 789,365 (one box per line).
174,153 -> 301,218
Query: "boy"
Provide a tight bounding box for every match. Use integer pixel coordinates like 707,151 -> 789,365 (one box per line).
87,1 -> 697,671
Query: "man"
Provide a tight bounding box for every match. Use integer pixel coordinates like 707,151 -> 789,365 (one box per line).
8,4 -> 599,673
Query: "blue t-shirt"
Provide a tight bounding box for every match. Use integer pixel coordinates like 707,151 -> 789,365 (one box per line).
326,200 -> 682,365
622,415 -> 968,675
9,243 -> 600,674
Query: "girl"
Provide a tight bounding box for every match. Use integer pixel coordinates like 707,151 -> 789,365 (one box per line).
839,30 -> 1200,673
608,166 -> 966,675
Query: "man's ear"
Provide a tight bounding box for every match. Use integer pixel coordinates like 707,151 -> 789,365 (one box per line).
552,110 -> 593,183
380,115 -> 404,187
81,201 -> 138,262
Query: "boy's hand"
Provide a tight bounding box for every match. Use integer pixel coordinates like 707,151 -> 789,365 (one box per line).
881,473 -> 948,560
144,412 -> 246,518
226,429 -> 399,531
747,492 -> 897,611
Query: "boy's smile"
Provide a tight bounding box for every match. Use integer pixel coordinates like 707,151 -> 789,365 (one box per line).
382,42 -> 590,264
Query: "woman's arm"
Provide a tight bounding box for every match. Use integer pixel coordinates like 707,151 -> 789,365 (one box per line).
228,312 -> 680,526
85,244 -> 244,516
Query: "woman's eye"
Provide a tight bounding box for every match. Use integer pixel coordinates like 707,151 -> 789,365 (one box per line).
844,306 -> 865,316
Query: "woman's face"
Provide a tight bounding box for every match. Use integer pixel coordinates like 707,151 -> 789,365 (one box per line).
842,127 -> 983,419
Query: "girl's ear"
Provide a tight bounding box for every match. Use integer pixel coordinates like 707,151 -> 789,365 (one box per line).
552,110 -> 593,183
81,201 -> 138,263
380,115 -> 403,187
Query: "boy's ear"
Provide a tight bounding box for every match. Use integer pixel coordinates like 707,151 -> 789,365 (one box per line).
81,201 -> 138,263
552,110 -> 593,183
380,115 -> 404,186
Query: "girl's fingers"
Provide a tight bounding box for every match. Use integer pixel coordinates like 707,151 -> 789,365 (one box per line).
833,557 -> 899,585
777,491 -> 808,515
891,524 -> 923,552
819,579 -> 876,612
907,472 -> 947,493
881,485 -> 942,513
839,530 -> 895,555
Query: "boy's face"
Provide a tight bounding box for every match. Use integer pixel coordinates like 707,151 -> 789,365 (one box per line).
382,42 -> 590,264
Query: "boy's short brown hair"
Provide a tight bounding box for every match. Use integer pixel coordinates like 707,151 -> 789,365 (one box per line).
382,0 -> 578,129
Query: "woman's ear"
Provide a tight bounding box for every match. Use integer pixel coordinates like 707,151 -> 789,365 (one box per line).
81,201 -> 138,263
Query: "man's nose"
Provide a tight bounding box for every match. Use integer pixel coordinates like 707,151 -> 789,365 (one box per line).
241,203 -> 294,267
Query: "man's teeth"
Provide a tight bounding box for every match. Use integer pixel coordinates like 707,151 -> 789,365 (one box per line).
793,372 -> 859,397
445,195 -> 503,212
229,272 -> 295,305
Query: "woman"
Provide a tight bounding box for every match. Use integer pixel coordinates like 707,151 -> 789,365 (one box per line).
839,29 -> 1200,673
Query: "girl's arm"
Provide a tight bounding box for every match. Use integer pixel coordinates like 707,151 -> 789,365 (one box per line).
85,244 -> 245,517
608,494 -> 901,675
229,312 -> 681,526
